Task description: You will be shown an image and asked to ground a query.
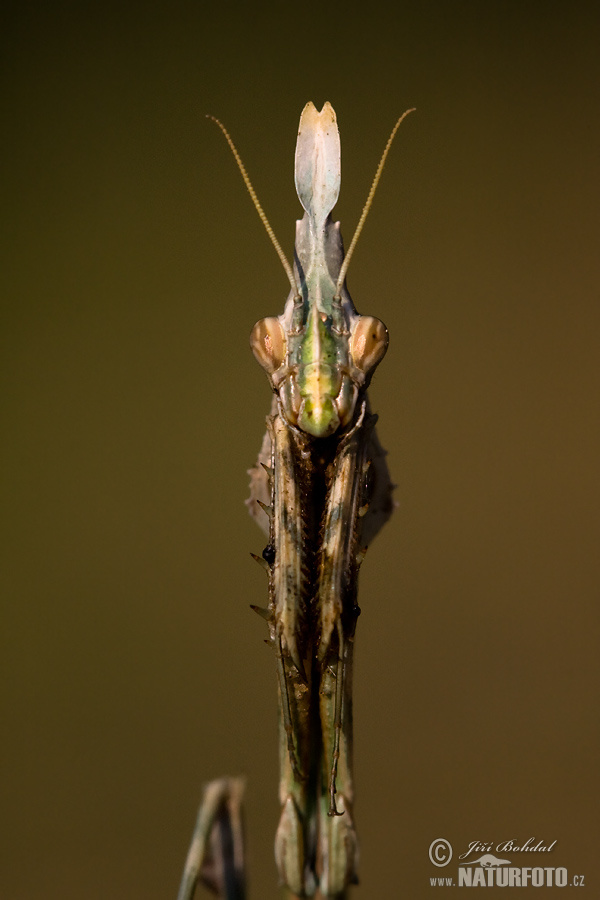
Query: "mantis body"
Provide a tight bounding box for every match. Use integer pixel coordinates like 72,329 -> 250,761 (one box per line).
213,102 -> 413,898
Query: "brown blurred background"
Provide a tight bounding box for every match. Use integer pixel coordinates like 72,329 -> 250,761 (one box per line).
2,2 -> 599,897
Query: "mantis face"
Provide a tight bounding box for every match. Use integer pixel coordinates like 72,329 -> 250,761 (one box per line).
250,102 -> 389,438
251,308 -> 388,437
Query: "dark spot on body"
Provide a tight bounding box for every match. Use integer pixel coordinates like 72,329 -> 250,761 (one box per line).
262,544 -> 276,565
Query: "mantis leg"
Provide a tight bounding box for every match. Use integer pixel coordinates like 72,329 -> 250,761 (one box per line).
315,404 -> 373,896
269,413 -> 316,896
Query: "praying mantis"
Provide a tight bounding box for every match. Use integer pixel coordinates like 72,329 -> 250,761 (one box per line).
179,102 -> 413,900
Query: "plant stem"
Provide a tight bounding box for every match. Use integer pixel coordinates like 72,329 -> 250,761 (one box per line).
177,777 -> 246,900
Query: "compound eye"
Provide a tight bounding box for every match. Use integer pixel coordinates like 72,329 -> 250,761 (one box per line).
350,315 -> 388,375
250,317 -> 286,374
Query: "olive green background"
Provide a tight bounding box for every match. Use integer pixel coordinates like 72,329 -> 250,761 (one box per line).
2,2 -> 599,897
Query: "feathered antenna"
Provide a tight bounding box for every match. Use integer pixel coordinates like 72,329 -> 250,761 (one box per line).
207,115 -> 300,299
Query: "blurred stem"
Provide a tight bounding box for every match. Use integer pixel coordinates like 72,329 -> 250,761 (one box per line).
177,777 -> 246,900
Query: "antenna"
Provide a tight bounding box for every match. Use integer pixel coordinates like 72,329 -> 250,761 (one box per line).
207,116 -> 300,299
334,108 -> 415,299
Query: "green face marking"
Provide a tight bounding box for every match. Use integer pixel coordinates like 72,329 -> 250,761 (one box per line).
296,310 -> 341,437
